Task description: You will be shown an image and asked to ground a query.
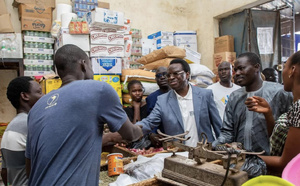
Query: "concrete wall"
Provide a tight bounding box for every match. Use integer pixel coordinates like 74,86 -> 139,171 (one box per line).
0,70 -> 17,123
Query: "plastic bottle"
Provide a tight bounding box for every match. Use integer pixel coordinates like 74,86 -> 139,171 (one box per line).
81,17 -> 89,34
75,18 -> 82,34
69,18 -> 76,34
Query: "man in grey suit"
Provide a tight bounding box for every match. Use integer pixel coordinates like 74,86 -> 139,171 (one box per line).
136,59 -> 222,147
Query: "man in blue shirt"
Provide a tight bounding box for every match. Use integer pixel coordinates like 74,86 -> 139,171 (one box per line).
25,44 -> 143,186
146,66 -> 170,115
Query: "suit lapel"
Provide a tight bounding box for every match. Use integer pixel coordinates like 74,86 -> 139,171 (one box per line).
192,86 -> 202,127
169,91 -> 185,131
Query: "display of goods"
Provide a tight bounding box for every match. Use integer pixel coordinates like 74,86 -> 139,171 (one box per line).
126,147 -> 165,155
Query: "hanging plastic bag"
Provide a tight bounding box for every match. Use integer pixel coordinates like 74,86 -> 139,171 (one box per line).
241,155 -> 267,178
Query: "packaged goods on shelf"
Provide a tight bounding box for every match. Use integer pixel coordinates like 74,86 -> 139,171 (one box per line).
148,31 -> 174,49
141,39 -> 156,56
68,18 -> 90,34
39,78 -> 62,94
213,52 -> 236,67
85,8 -> 124,28
94,75 -> 122,102
24,70 -> 54,76
73,0 -> 98,18
214,35 -> 234,53
90,45 -> 124,57
174,31 -> 198,51
92,57 -> 122,75
90,31 -> 124,45
0,33 -> 23,58
17,1 -> 55,32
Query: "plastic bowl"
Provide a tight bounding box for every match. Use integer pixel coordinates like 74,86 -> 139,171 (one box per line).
242,175 -> 294,186
282,153 -> 300,186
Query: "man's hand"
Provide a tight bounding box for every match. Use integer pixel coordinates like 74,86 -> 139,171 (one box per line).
245,96 -> 271,114
102,132 -> 128,147
149,133 -> 163,147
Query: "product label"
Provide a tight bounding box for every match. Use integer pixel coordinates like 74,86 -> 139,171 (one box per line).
91,33 -> 107,40
103,12 -> 118,24
108,34 -> 123,42
34,6 -> 45,14
98,58 -> 116,71
32,20 -> 45,29
91,45 -> 107,54
108,46 -> 123,55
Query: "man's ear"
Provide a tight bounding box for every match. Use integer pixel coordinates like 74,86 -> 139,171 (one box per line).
186,71 -> 190,81
79,59 -> 86,72
20,92 -> 29,101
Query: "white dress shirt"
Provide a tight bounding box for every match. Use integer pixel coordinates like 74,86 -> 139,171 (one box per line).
174,84 -> 198,147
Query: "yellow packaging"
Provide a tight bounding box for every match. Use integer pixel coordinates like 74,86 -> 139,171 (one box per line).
93,75 -> 120,86
94,75 -> 122,98
40,79 -> 62,94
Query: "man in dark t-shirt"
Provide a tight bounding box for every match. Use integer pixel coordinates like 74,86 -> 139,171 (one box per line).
25,45 -> 143,186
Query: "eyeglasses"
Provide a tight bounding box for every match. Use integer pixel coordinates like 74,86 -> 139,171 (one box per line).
155,72 -> 167,79
166,71 -> 185,78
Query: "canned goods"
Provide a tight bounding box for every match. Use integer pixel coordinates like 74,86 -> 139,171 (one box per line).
32,65 -> 37,71
107,153 -> 124,176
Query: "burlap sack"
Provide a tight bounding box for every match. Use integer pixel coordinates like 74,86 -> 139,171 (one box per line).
140,58 -> 175,70
137,46 -> 186,65
121,69 -> 156,83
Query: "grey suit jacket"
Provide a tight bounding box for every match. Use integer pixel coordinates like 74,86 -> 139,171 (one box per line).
137,85 -> 222,142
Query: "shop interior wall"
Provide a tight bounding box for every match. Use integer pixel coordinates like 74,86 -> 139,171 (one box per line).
1,0 -> 268,122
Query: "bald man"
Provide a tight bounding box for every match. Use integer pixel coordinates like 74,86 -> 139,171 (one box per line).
207,61 -> 240,120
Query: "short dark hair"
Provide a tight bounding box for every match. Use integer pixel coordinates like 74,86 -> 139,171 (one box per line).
7,76 -> 33,109
54,44 -> 88,76
170,58 -> 190,73
237,52 -> 261,66
127,80 -> 143,92
290,51 -> 300,66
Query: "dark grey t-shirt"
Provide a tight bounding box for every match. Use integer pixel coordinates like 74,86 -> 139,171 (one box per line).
26,80 -> 127,186
1,113 -> 28,186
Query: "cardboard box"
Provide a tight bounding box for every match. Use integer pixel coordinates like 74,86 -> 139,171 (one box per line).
24,70 -> 53,76
85,8 -> 124,28
24,59 -> 53,65
93,75 -> 122,97
213,52 -> 236,67
90,31 -> 124,45
90,45 -> 124,57
214,35 -> 234,53
57,29 -> 90,51
0,14 -> 14,33
13,0 -> 55,8
24,47 -> 53,54
184,47 -> 201,64
98,1 -> 110,9
19,4 -> 53,31
92,57 -> 122,75
174,31 -> 198,51
0,0 -> 8,14
141,39 -> 156,56
24,36 -> 54,43
148,31 -> 174,49
39,78 -> 62,94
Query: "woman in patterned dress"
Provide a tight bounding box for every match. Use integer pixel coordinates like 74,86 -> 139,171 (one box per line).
245,51 -> 300,174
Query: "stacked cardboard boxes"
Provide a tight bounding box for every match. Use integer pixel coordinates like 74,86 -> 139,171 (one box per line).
14,0 -> 55,32
213,35 -> 236,81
